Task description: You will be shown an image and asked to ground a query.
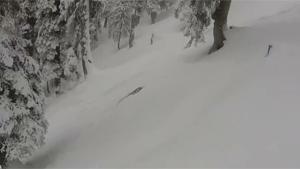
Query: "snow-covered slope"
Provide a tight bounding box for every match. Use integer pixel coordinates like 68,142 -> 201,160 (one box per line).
24,1 -> 300,168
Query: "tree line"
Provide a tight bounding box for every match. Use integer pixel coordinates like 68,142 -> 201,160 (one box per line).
0,0 -> 231,167
0,0 -> 174,167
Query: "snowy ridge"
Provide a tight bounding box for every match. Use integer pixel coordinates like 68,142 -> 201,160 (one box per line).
21,1 -> 300,168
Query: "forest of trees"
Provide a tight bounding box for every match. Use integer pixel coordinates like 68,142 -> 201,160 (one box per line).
0,0 -> 231,167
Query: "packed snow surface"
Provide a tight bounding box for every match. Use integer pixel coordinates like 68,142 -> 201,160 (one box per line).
24,0 -> 300,168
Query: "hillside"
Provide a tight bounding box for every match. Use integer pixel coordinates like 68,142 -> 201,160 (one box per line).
22,1 -> 300,168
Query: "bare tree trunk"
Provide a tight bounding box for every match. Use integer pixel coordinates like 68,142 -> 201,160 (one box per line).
118,23 -> 123,50
81,0 -> 91,78
0,151 -> 6,169
151,11 -> 157,24
209,0 -> 231,54
0,137 -> 7,168
129,14 -> 137,48
129,29 -> 134,48
150,33 -> 154,45
104,17 -> 108,28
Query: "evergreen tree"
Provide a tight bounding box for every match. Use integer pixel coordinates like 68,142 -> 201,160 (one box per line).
100,0 -> 112,29
35,0 -> 64,95
146,0 -> 161,24
60,0 -> 93,87
72,0 -> 92,77
175,0 -> 190,19
108,0 -> 136,49
59,0 -> 90,89
145,0 -> 172,24
176,0 -> 219,48
35,0 -> 95,96
89,0 -> 104,49
0,0 -> 103,166
0,0 -> 47,166
175,0 -> 231,52
131,0 -> 145,28
18,0 -> 39,59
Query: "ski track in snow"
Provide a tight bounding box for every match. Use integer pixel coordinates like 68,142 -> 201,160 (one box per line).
18,1 -> 300,168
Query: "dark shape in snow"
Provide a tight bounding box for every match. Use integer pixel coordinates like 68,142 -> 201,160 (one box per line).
265,44 -> 273,57
118,86 -> 144,105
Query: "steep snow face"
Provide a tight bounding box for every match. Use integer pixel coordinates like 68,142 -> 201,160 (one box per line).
24,1 -> 300,168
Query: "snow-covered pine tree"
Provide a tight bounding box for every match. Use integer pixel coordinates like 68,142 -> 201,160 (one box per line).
0,0 -> 47,166
131,0 -> 145,28
108,0 -> 137,49
146,0 -> 161,24
175,0 -> 189,19
35,0 -> 64,96
89,0 -> 104,49
176,0 -> 219,48
46,0 -> 93,89
50,0 -> 95,92
103,0 -> 139,29
73,0 -> 92,78
0,0 -> 101,166
100,0 -> 111,29
133,0 -> 146,14
0,30 -> 47,166
35,0 -> 92,95
144,0 -> 173,24
18,0 -> 39,58
176,0 -> 231,52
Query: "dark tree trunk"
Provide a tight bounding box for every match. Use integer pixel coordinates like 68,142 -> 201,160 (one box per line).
209,0 -> 231,54
151,11 -> 157,24
117,23 -> 123,50
150,33 -> 154,45
104,17 -> 108,28
129,30 -> 134,48
82,56 -> 88,77
131,13 -> 140,29
24,16 -> 37,57
0,137 -> 7,168
174,9 -> 179,18
0,151 -> 7,169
